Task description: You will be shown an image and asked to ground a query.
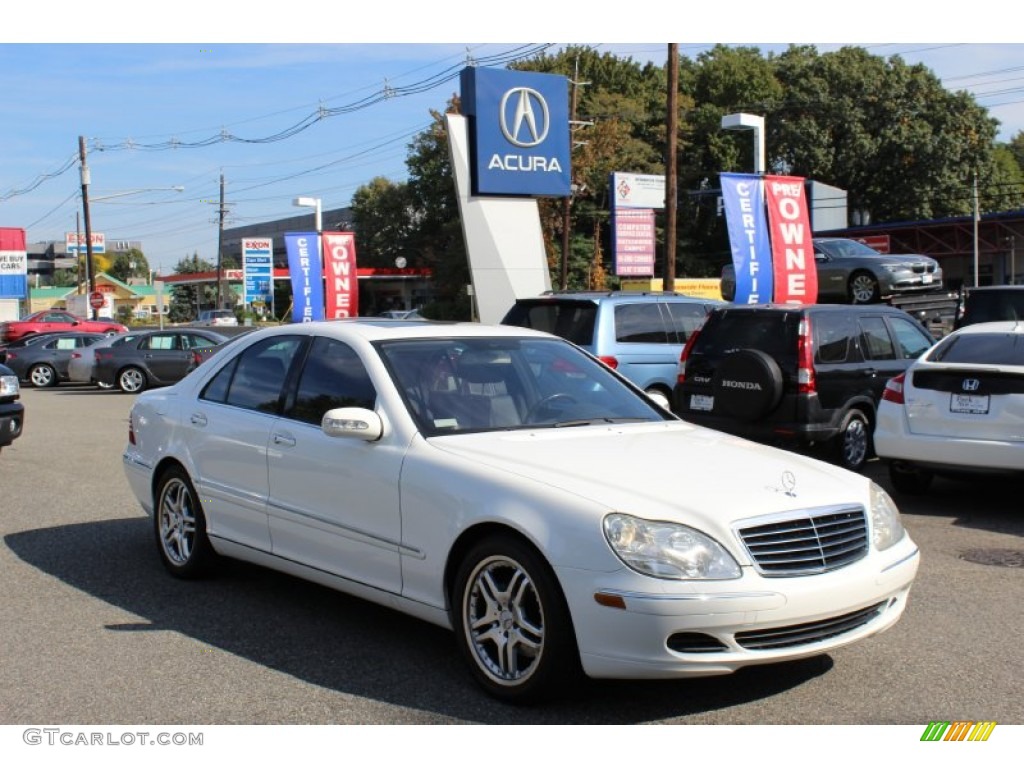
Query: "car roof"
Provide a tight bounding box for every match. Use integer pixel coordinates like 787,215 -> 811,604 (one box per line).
519,291 -> 720,304
949,320 -> 1024,335
232,319 -> 555,344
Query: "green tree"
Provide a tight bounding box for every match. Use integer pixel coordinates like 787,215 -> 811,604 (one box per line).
350,176 -> 417,269
108,248 -> 151,284
168,253 -> 216,323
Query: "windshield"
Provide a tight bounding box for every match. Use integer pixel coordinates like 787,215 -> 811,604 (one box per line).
815,239 -> 882,258
377,336 -> 670,436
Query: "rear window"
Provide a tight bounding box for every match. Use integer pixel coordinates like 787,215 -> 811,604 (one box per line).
691,310 -> 799,366
501,300 -> 597,346
928,332 -> 1024,365
962,289 -> 1024,324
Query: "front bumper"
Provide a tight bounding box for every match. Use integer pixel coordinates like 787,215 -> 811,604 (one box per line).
556,536 -> 920,679
0,402 -> 25,448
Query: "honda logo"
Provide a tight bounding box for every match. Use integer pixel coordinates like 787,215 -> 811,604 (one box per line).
962,378 -> 981,392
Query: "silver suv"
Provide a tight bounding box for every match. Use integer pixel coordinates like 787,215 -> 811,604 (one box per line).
501,291 -> 723,409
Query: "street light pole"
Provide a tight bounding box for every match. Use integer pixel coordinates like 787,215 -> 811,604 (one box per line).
720,113 -> 766,175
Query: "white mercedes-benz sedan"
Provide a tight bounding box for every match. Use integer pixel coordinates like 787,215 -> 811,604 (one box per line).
123,320 -> 920,702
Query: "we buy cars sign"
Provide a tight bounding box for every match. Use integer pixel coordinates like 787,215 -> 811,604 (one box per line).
0,227 -> 28,299
765,176 -> 818,304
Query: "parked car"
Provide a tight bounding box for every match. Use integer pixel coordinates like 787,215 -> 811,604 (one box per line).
673,304 -> 936,471
501,291 -> 724,409
67,331 -> 145,388
954,285 -> 1024,329
0,310 -> 127,344
0,331 -> 65,365
0,362 -> 24,454
195,309 -> 239,327
95,329 -> 229,393
721,237 -> 943,304
3,332 -> 107,388
123,320 -> 919,702
874,320 -> 1024,494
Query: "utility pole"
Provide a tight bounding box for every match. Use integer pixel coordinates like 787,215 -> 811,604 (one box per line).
216,173 -> 227,309
560,59 -> 591,291
973,171 -> 980,287
78,135 -> 98,319
664,44 -> 679,293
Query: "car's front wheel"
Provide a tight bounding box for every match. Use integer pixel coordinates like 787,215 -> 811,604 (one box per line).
28,363 -> 58,388
848,271 -> 880,304
452,534 -> 580,703
155,466 -> 218,578
118,366 -> 147,393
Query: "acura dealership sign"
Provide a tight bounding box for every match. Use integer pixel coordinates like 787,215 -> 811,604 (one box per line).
460,67 -> 571,196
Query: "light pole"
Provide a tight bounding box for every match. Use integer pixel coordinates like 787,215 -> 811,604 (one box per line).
720,113 -> 766,175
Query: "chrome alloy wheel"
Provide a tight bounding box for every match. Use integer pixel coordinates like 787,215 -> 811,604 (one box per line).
119,367 -> 146,393
29,364 -> 56,388
158,476 -> 197,567
849,273 -> 879,304
841,414 -> 869,471
462,554 -> 545,686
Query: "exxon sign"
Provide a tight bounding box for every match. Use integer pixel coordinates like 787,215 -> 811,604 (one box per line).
460,67 -> 571,197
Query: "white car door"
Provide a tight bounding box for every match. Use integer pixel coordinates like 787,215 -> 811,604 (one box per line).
266,336 -> 403,594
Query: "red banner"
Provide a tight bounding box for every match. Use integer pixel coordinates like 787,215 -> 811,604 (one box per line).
764,176 -> 818,304
321,232 -> 359,319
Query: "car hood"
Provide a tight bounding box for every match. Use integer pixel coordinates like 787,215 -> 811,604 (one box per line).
429,421 -> 870,530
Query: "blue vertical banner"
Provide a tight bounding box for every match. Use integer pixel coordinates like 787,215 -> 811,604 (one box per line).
720,173 -> 772,304
284,232 -> 324,323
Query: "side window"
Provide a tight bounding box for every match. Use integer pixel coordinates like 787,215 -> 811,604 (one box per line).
284,337 -> 376,426
142,334 -> 178,351
813,313 -> 854,364
181,334 -> 213,350
663,302 -> 708,342
55,337 -> 78,350
614,303 -> 669,343
858,317 -> 896,361
888,317 -> 934,359
200,335 -> 304,414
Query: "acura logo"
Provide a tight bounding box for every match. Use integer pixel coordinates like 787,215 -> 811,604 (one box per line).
499,87 -> 550,148
962,378 -> 981,392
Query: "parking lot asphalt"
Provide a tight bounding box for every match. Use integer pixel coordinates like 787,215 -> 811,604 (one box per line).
0,384 -> 1021,726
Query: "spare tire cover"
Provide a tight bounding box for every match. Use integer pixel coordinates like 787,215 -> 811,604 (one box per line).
711,349 -> 784,421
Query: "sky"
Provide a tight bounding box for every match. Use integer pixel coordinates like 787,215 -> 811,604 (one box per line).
3,3 -> 1024,280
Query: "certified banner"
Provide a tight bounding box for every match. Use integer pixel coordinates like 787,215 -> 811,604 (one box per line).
284,232 -> 324,323
764,175 -> 818,304
321,232 -> 359,319
0,227 -> 28,299
720,173 -> 772,304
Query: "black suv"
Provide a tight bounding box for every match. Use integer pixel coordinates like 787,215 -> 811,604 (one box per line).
673,304 -> 935,471
1,362 -> 25,455
955,285 -> 1024,329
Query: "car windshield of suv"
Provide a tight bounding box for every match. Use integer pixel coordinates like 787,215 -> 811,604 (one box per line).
927,332 -> 1024,365
816,239 -> 881,258
378,336 -> 667,435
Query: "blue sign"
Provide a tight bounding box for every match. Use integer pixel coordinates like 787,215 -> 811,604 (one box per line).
284,233 -> 325,323
721,173 -> 773,304
242,238 -> 274,305
460,67 -> 571,197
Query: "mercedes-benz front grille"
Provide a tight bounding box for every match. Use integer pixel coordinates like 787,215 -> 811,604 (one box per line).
737,506 -> 868,576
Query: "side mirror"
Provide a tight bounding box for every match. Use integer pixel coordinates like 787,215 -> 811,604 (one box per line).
321,407 -> 384,441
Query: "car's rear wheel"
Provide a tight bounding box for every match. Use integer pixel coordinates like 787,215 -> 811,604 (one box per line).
155,466 -> 218,578
28,363 -> 58,388
452,534 -> 580,703
888,461 -> 934,495
848,272 -> 880,304
118,366 -> 147,393
830,408 -> 870,472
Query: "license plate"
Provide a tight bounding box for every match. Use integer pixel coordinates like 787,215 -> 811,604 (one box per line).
690,394 -> 714,412
921,273 -> 933,284
951,393 -> 989,414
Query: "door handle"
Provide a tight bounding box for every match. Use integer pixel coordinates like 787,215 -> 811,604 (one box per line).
272,433 -> 296,447
190,413 -> 208,427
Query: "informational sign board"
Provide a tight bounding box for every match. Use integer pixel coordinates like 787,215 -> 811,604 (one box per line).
242,237 -> 274,306
0,227 -> 28,299
66,232 -> 106,254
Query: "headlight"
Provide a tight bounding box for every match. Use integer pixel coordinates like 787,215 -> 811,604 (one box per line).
603,513 -> 741,580
0,374 -> 19,397
881,264 -> 905,273
870,482 -> 906,551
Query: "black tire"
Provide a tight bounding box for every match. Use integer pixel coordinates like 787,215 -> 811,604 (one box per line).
830,408 -> 871,472
154,466 -> 218,578
118,366 -> 147,394
889,461 -> 934,495
452,533 -> 580,703
848,271 -> 880,304
711,349 -> 784,421
28,363 -> 58,388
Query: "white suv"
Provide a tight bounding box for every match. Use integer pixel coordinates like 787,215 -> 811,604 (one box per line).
196,310 -> 238,327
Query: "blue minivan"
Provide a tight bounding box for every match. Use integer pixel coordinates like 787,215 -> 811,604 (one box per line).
501,291 -> 723,409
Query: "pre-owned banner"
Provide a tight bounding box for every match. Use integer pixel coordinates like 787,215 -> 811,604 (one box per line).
321,232 -> 359,319
0,227 -> 28,299
284,232 -> 325,323
720,173 -> 772,304
764,175 -> 818,304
